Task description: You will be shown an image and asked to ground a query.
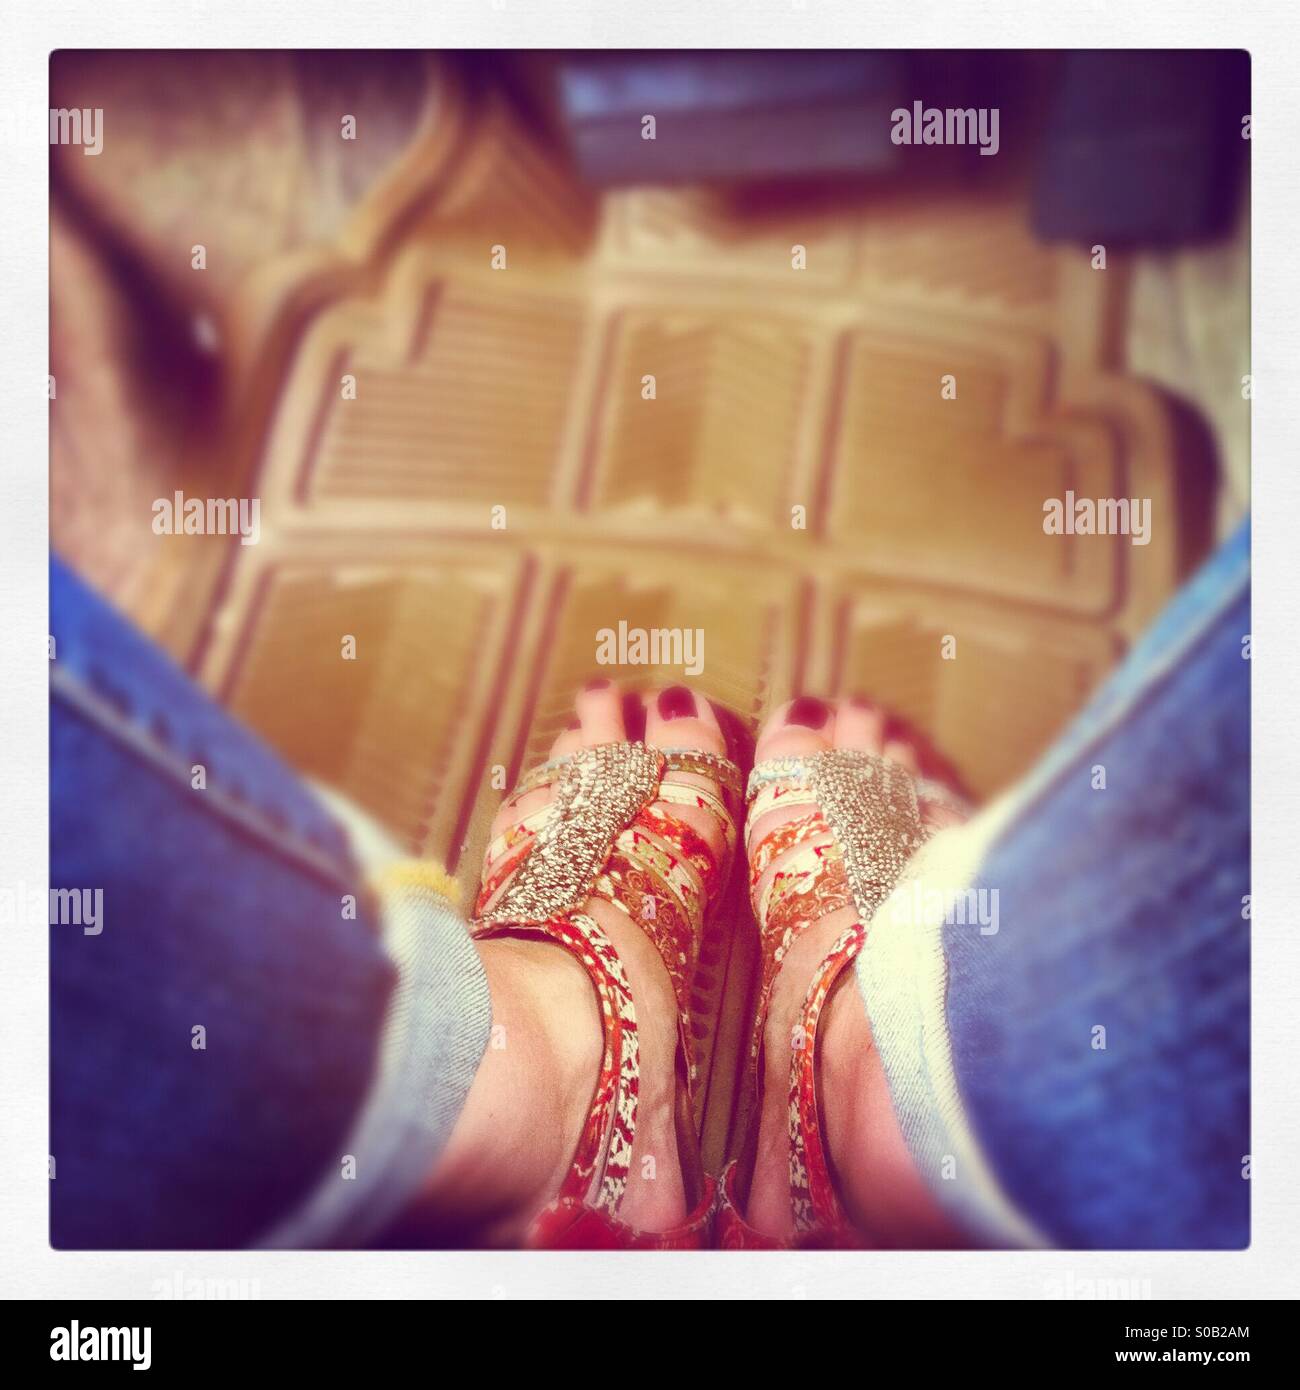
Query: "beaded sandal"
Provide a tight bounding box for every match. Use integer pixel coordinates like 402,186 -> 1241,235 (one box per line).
717,740 -> 971,1248
471,732 -> 743,1248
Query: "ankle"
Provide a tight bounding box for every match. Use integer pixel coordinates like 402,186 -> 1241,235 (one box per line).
747,908 -> 866,1240
586,899 -> 681,1086
761,907 -> 859,1071
424,937 -> 601,1232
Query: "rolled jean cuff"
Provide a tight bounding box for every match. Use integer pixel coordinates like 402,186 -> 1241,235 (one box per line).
854,522 -> 1250,1249
260,871 -> 491,1248
852,809 -> 1049,1248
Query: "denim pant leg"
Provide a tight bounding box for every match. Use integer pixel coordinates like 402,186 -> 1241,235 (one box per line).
52,555 -> 394,1247
858,523 -> 1250,1248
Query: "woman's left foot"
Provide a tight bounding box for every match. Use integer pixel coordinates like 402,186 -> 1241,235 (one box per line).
738,695 -> 970,1245
449,679 -> 740,1244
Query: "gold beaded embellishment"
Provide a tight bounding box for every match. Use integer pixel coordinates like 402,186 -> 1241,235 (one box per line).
477,742 -> 741,928
746,749 -> 924,926
476,742 -> 665,926
506,744 -> 740,805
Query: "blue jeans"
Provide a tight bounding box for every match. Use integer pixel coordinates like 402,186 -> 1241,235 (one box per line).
51,521 -> 1250,1248
49,556 -> 489,1248
857,521 -> 1250,1248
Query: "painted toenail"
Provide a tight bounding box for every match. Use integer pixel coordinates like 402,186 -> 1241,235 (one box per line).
786,696 -> 828,729
621,692 -> 646,741
848,695 -> 875,711
584,678 -> 611,691
658,686 -> 696,720
565,716 -> 581,731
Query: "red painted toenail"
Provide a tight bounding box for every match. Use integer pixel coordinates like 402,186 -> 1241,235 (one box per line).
584,678 -> 611,691
787,696 -> 828,729
658,686 -> 696,720
565,716 -> 581,731
885,715 -> 912,744
848,694 -> 875,710
621,692 -> 646,741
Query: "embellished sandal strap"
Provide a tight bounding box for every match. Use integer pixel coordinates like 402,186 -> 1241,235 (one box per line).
744,751 -> 922,1067
745,852 -> 854,1078
755,841 -> 850,928
789,922 -> 865,1236
739,749 -> 929,1243
506,756 -> 570,803
592,847 -> 701,981
482,804 -> 550,869
473,739 -> 741,1241
604,828 -> 705,931
478,743 -> 667,928
508,745 -> 741,807
475,839 -> 533,915
636,804 -> 726,902
473,738 -> 743,1239
747,807 -> 824,889
589,822 -> 715,1085
656,780 -> 738,860
747,750 -> 924,926
480,742 -> 739,930
472,909 -> 639,1221
745,781 -> 820,845
660,747 -> 744,803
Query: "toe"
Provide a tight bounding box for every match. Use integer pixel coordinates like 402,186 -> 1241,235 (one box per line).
882,718 -> 920,774
834,695 -> 886,752
483,716 -> 571,871
643,685 -> 726,756
548,717 -> 583,760
643,686 -> 730,864
487,716 -> 578,839
755,695 -> 835,762
576,677 -> 626,747
749,695 -> 838,906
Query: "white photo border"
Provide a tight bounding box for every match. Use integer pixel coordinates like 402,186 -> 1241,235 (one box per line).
3,0 -> 1293,1300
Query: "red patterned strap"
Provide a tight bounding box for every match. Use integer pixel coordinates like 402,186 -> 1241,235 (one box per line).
472,742 -> 739,1245
742,749 -> 935,1242
715,906 -> 868,1247
788,922 -> 865,1236
474,907 -> 717,1248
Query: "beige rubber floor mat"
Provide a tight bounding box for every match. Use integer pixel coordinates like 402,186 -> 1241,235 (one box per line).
193,146 -> 1215,1166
